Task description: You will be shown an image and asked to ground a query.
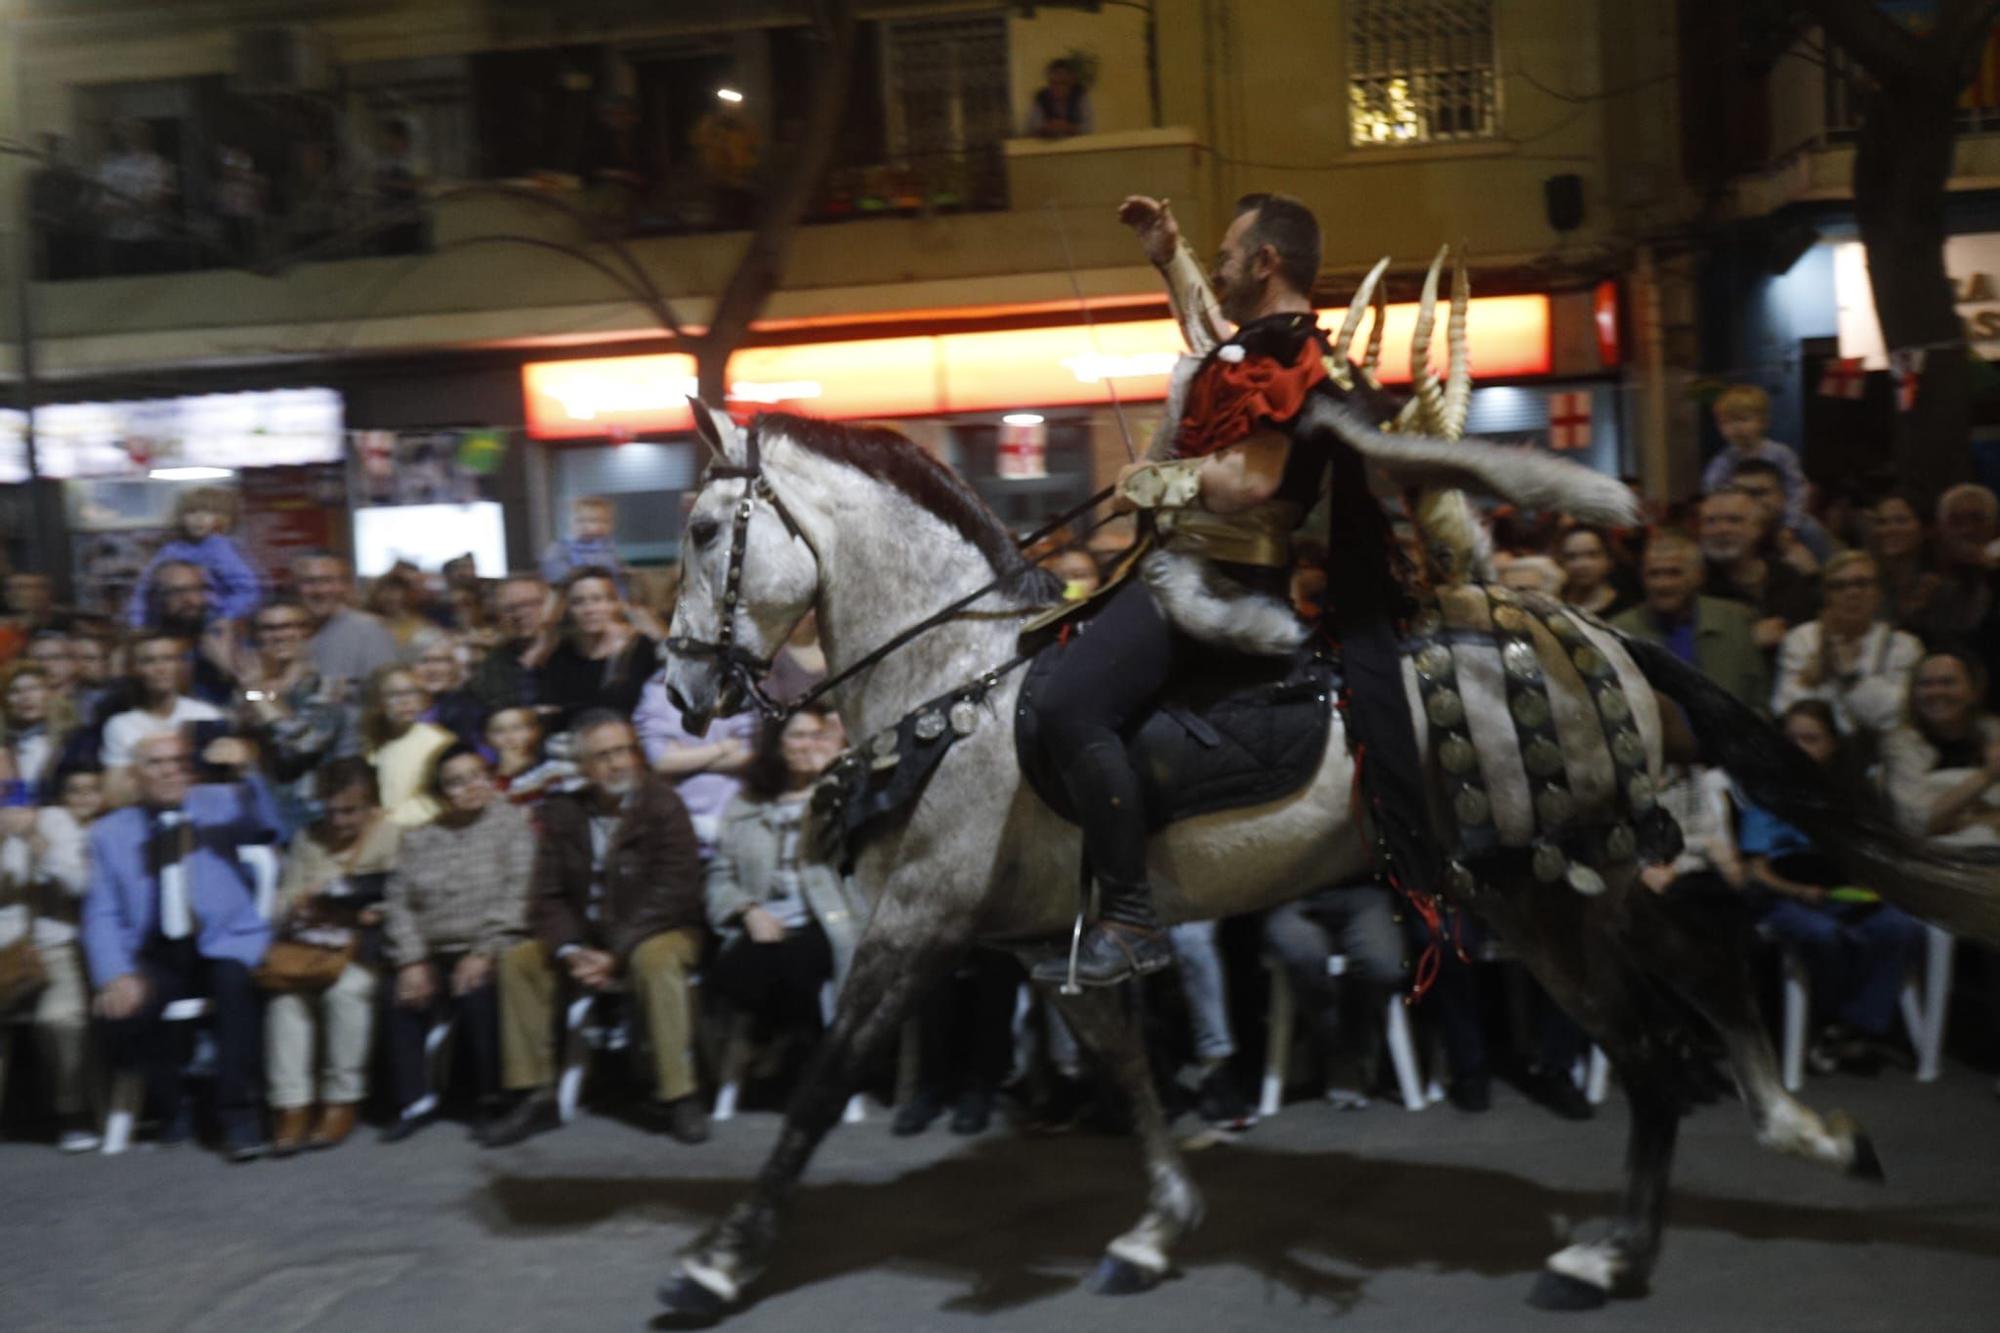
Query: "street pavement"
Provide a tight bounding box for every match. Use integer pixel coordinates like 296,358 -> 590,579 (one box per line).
6,1067 -> 2000,1333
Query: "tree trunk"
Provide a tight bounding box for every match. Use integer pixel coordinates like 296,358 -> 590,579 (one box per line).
1853,74 -> 1974,505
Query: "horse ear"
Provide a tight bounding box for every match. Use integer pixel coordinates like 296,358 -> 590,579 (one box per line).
689,399 -> 745,469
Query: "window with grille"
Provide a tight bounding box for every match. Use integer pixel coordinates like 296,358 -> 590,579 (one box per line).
883,14 -> 1011,209
1348,0 -> 1498,148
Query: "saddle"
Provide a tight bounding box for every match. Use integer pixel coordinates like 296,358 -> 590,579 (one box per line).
1014,637 -> 1336,830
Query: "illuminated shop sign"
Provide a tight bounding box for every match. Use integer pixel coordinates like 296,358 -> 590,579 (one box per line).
0,388 -> 344,482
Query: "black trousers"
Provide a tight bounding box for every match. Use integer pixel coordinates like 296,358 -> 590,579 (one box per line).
910,950 -> 1022,1097
707,921 -> 833,1033
385,953 -> 501,1114
102,939 -> 261,1134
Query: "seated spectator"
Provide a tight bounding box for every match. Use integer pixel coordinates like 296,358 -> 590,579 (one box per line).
2,570 -> 59,652
1916,483 -> 2000,659
238,598 -> 355,838
360,665 -> 455,828
1866,493 -> 1942,634
82,731 -> 277,1160
1732,457 -> 1836,571
24,630 -> 81,716
470,574 -> 551,716
264,758 -> 397,1156
1040,546 -> 1102,603
67,624 -> 117,725
485,706 -> 578,806
1612,531 -> 1769,709
1741,701 -> 1926,1071
1880,651 -> 2000,845
486,712 -> 708,1147
633,674 -> 755,858
703,708 -> 868,1065
1263,881 -> 1406,1108
1497,554 -> 1564,598
379,744 -> 533,1142
1639,765 -> 1745,900
100,632 -> 225,804
0,766 -> 106,1151
123,487 -> 262,630
1700,384 -> 1809,521
1025,58 -> 1093,139
1700,487 -> 1821,653
3,663 -> 71,802
296,552 -> 400,689
540,496 -> 630,598
1556,525 -> 1637,619
1772,552 -> 1922,742
408,628 -> 486,748
539,567 -> 659,731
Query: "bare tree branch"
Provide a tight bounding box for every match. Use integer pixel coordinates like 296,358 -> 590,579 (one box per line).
1806,0 -> 1926,81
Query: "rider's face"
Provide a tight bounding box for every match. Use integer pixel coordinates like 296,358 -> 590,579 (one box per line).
1210,210 -> 1271,325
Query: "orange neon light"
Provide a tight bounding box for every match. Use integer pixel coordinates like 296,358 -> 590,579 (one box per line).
520,295 -> 1552,439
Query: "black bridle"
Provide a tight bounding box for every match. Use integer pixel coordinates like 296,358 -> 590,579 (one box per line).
665,416 -> 1114,724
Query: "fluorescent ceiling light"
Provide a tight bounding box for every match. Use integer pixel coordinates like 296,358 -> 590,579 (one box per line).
716,88 -> 744,104
149,466 -> 236,481
1001,412 -> 1045,426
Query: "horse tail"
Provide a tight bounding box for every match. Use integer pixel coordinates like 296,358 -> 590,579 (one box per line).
1622,633 -> 2000,947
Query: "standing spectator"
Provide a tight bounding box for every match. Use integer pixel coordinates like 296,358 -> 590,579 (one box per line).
264,759 -> 397,1156
470,574 -> 551,716
408,628 -> 486,749
1880,651 -> 2000,845
633,674 -> 755,857
1612,532 -> 1770,710
540,497 -> 630,597
99,632 -> 225,803
1741,702 -> 1926,1072
538,567 -> 659,730
360,665 -> 454,829
296,552 -> 400,689
1700,487 -> 1821,652
1868,493 -> 1942,634
1556,526 -> 1637,619
96,118 -> 176,276
484,706 -> 578,806
83,731 -> 277,1160
1700,385 -> 1809,524
124,487 -> 262,630
486,713 -> 708,1147
24,630 -> 80,699
1263,882 -> 1407,1109
379,744 -> 533,1142
237,597 -> 355,838
1772,552 -> 1923,740
1731,458 -> 1836,571
1025,58 -> 1094,139
0,767 -> 106,1151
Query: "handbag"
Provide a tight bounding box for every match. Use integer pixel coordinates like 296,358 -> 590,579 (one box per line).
0,934 -> 49,1014
254,932 -> 357,994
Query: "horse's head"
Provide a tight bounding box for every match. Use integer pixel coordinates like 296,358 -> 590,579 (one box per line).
662,401 -> 820,734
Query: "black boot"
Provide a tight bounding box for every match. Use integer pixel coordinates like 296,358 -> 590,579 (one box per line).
1031,881 -> 1172,988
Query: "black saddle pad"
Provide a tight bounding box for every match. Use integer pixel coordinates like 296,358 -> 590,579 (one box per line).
1015,639 -> 1337,830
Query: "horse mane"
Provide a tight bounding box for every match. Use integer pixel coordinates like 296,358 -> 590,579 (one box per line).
763,412 -> 1061,603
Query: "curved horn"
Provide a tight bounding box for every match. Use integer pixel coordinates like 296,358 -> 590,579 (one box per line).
1409,244 -> 1448,434
1442,244 -> 1473,441
1362,267 -> 1390,380
1333,257 -> 1392,365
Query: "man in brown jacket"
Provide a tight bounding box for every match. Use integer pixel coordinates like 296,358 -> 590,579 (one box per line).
485,710 -> 709,1145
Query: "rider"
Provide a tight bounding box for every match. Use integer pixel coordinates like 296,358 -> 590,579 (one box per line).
1029,192 -> 1434,987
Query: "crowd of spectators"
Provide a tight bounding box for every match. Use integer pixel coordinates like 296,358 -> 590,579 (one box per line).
5,387 -> 2000,1166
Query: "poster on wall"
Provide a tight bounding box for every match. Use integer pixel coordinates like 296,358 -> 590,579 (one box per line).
355,429 -> 504,506
239,464 -> 348,585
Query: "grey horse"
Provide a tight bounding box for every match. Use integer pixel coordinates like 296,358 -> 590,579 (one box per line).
655,401 -> 2000,1319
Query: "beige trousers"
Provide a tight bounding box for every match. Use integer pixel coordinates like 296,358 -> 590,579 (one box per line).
263,962 -> 379,1109
0,940 -> 91,1118
500,930 -> 702,1102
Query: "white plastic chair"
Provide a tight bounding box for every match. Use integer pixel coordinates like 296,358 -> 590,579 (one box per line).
102,844 -> 281,1154
1774,923 -> 1945,1092
1259,954 -> 1425,1119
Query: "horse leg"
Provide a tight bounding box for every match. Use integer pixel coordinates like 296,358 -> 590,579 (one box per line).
660,912 -> 967,1318
1626,891 -> 1882,1181
1044,977 -> 1205,1295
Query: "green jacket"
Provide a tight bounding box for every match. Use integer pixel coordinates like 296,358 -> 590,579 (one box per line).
1611,596 -> 1770,713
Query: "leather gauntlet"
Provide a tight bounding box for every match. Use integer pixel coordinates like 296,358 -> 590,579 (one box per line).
1118,458 -> 1205,511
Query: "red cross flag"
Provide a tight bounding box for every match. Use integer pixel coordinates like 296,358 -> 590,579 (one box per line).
1547,391 -> 1593,451
1817,356 -> 1866,400
1890,348 -> 1927,413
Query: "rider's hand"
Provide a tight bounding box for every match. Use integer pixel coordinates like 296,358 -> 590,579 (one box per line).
1117,196 -> 1180,267
1112,461 -> 1148,514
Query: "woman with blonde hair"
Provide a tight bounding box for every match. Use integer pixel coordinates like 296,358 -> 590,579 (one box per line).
360,664 -> 455,827
1772,550 -> 1922,738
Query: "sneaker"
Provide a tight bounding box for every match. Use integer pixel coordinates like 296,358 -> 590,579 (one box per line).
380,1108 -> 438,1144
57,1126 -> 102,1154
270,1106 -> 313,1158
949,1088 -> 995,1135
1195,1067 -> 1256,1131
481,1093 -> 561,1149
892,1090 -> 944,1138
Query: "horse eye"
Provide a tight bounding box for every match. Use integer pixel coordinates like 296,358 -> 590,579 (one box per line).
688,517 -> 720,547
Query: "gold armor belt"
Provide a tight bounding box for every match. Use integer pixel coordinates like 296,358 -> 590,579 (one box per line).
1157,501 -> 1303,568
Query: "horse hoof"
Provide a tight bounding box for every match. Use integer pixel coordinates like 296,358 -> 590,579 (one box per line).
656,1274 -> 729,1326
1848,1130 -> 1886,1184
1528,1269 -> 1609,1311
1088,1254 -> 1164,1296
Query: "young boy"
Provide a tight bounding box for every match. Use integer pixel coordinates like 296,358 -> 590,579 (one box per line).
1700,385 -> 1809,524
539,495 -> 629,597
124,486 -> 263,628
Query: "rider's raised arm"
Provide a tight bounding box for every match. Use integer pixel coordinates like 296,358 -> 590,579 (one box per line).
1159,239 -> 1227,358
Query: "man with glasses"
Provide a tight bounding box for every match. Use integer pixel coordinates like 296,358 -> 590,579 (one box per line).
83,729 -> 279,1160
294,551 -> 398,688
470,573 -> 553,716
100,632 -> 225,805
486,710 -> 708,1146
